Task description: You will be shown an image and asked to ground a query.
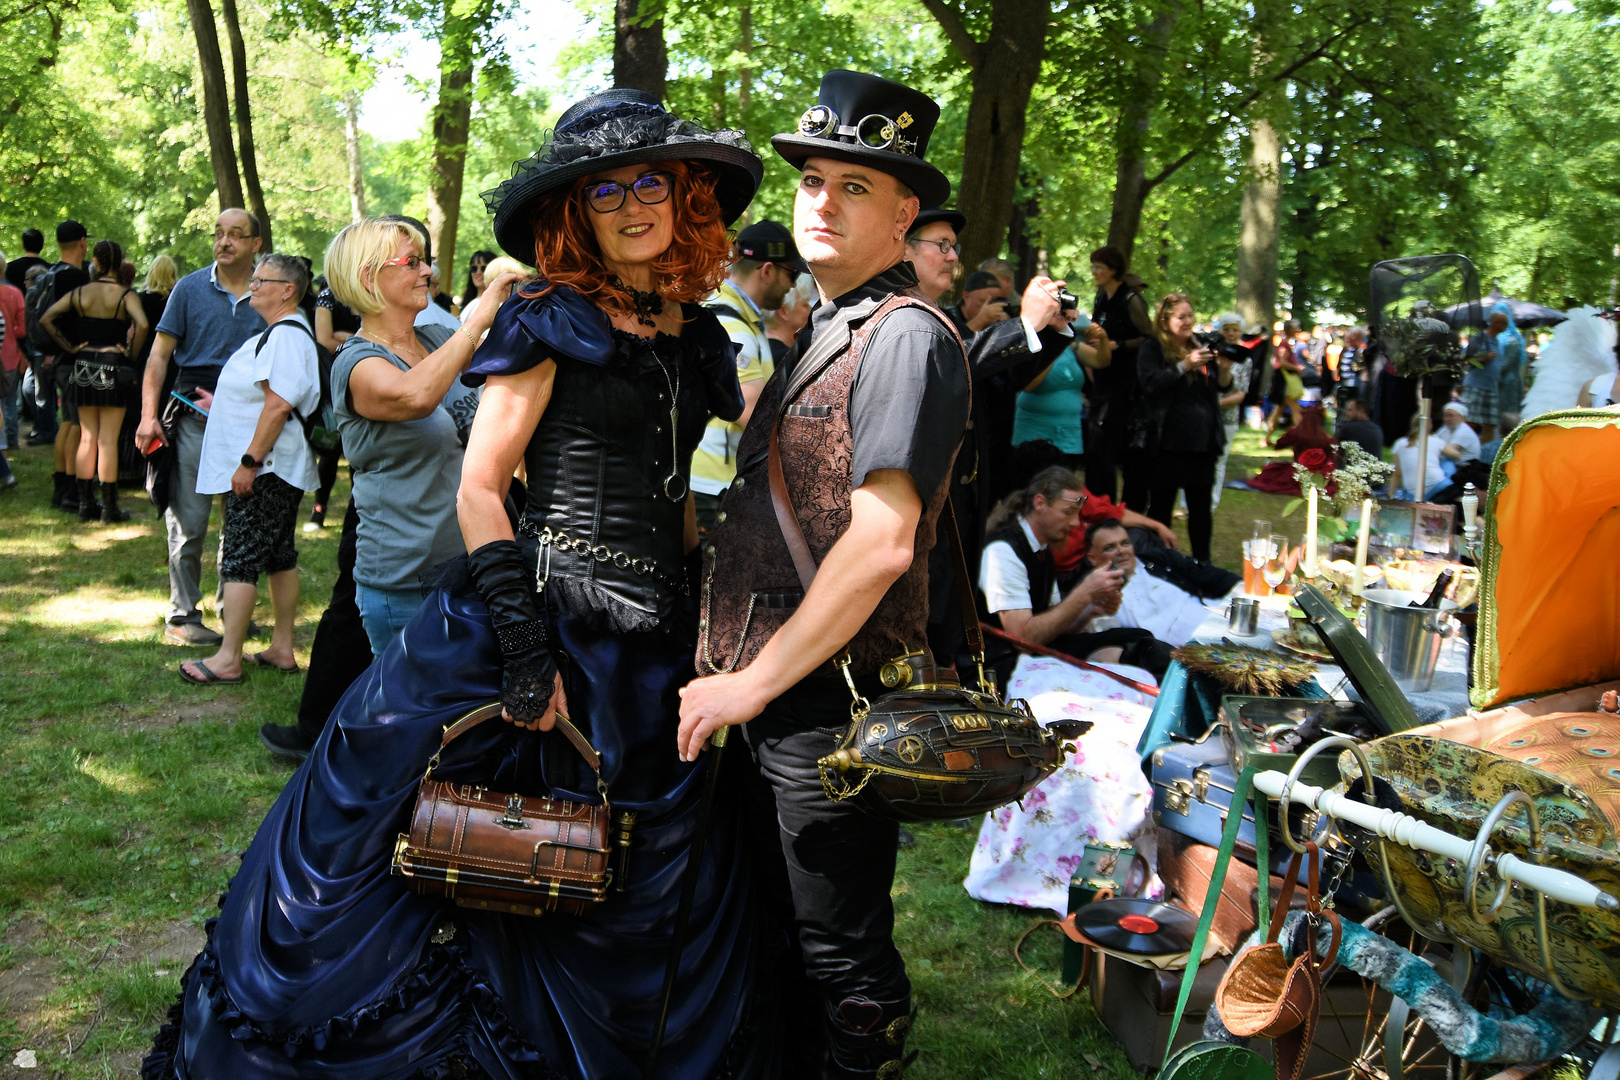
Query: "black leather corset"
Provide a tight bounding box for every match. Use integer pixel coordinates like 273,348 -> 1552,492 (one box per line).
518,332 -> 708,633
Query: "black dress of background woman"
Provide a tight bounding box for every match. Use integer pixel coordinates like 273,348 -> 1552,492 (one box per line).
1136,322 -> 1226,562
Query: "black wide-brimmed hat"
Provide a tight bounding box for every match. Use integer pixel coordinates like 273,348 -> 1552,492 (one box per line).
484,90 -> 764,265
771,70 -> 951,210
907,207 -> 965,237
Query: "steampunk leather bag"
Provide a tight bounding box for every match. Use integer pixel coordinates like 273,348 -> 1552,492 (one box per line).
391,702 -> 634,917
763,423 -> 1090,822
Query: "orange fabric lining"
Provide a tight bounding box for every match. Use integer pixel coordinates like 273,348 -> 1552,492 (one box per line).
1489,422 -> 1620,706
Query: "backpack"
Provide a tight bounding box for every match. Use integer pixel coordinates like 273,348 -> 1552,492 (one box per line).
255,319 -> 339,452
25,266 -> 60,350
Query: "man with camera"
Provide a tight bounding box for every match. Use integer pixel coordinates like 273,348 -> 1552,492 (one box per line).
902,206 -> 1088,665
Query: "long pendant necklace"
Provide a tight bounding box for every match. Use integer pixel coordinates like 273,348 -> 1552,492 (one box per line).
653,352 -> 686,501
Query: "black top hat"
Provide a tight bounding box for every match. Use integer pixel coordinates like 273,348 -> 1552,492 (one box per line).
734,220 -> 808,274
771,70 -> 951,210
907,207 -> 965,237
483,90 -> 764,265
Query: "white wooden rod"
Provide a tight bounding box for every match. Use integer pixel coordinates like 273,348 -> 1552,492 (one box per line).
1253,769 -> 1620,911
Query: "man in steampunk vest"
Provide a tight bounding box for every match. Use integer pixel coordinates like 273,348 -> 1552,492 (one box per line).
677,70 -> 971,1078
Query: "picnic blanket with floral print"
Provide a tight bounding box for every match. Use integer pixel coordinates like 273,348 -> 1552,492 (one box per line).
963,656 -> 1158,915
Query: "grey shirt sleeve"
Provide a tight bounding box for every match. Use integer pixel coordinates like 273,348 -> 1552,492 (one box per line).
848,307 -> 971,497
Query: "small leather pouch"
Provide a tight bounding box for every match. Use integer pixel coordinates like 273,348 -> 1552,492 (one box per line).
1214,842 -> 1342,1080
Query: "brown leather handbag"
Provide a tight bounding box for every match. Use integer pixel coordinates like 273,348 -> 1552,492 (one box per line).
763,426 -> 1089,821
1213,842 -> 1342,1080
391,702 -> 636,917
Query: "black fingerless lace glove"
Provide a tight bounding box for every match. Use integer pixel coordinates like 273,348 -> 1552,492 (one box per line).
467,540 -> 557,728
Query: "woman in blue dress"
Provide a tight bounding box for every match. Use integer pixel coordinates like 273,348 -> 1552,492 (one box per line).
144,90 -> 777,1080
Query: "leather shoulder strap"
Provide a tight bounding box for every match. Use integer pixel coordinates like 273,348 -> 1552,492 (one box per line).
437,701 -> 602,773
765,291 -> 979,656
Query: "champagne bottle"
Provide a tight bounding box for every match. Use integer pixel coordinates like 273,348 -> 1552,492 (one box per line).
1410,569 -> 1454,609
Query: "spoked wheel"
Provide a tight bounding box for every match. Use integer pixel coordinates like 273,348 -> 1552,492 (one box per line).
1301,907 -> 1489,1080
1301,908 -> 1620,1080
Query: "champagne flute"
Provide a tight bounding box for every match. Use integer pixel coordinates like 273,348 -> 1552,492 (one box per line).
1263,534 -> 1290,592
1249,521 -> 1271,571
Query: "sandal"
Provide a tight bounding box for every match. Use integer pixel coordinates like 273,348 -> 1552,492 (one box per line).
179,660 -> 244,685
247,652 -> 301,674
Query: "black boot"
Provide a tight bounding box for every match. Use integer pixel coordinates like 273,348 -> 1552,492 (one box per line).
825,995 -> 915,1079
77,478 -> 101,522
57,471 -> 82,512
50,471 -> 67,508
101,482 -> 130,523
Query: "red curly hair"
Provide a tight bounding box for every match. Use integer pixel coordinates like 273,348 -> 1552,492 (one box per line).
528,159 -> 733,315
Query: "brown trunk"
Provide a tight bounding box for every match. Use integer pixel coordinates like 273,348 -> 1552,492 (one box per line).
184,0 -> 243,211
951,0 -> 1048,277
737,2 -> 752,114
1104,0 -> 1180,263
1005,182 -> 1041,290
218,0 -> 271,249
426,17 -> 474,290
1235,114 -> 1282,331
613,0 -> 666,98
344,89 -> 367,222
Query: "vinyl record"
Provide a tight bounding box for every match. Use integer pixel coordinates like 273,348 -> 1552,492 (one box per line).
1074,897 -> 1197,956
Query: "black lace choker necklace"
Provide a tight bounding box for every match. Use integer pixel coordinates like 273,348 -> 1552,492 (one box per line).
612,277 -> 664,327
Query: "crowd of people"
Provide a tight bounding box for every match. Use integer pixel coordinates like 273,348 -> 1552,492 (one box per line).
0,62 -> 1595,1080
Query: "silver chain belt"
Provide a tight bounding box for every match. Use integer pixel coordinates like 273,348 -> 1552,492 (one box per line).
519,520 -> 688,597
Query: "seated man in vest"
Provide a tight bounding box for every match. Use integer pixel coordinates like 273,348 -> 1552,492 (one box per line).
980,466 -> 1171,679
1076,518 -> 1222,647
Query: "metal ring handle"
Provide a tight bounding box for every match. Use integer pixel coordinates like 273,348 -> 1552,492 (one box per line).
1464,790 -> 1536,924
1276,736 -> 1377,854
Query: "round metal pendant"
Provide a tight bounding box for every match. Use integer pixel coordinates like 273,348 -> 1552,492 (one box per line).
663,474 -> 688,501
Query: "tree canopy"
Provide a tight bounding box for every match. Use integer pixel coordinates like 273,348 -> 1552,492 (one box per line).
2,0 -> 1614,317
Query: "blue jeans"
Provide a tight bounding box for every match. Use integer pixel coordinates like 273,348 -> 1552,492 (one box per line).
356,583 -> 428,656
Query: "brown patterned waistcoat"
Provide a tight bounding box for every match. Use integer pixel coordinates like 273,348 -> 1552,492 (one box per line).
698,291 -> 967,678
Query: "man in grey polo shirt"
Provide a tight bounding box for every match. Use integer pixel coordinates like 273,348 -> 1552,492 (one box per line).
136,209 -> 267,646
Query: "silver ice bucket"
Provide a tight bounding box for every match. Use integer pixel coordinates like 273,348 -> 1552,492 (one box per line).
1362,588 -> 1458,694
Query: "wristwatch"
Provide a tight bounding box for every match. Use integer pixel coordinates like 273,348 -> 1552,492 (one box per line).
241,453 -> 261,469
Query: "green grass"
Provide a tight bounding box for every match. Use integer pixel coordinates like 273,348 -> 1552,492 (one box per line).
0,429 -> 1300,1077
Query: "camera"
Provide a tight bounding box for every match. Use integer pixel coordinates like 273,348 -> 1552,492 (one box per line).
1001,288 -> 1079,320
1191,329 -> 1249,363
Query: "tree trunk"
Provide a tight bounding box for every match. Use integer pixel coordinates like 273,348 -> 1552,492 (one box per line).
1005,180 -> 1041,290
1235,114 -> 1282,331
613,0 -> 666,98
1104,0 -> 1180,263
737,1 -> 752,114
425,11 -> 474,290
218,0 -> 271,249
924,0 -> 1048,276
184,0 -> 243,211
344,89 -> 366,222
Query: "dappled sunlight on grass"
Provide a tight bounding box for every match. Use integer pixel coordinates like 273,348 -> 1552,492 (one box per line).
75,753 -> 155,796
28,589 -> 167,641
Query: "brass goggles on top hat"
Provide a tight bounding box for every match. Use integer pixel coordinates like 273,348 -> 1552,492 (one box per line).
797,105 -> 919,157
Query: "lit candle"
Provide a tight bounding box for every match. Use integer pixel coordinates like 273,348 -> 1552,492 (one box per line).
1353,499 -> 1372,595
1304,485 -> 1319,577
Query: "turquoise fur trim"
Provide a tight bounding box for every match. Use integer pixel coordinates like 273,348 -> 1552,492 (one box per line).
1204,912 -> 1598,1064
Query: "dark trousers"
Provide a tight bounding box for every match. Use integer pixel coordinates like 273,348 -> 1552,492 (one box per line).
295,498 -> 372,742
741,676 -> 909,1075
1052,625 -> 1172,681
30,352 -> 57,440
1083,397 -> 1126,503
1147,450 -> 1216,562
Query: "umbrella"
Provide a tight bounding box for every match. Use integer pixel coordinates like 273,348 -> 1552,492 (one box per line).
1445,286 -> 1568,329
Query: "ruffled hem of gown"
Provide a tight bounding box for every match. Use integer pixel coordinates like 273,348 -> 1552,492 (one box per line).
143,909 -> 562,1080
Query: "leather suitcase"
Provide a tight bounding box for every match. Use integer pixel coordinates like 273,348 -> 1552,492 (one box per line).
1155,828 -> 1288,954
1148,729 -> 1305,880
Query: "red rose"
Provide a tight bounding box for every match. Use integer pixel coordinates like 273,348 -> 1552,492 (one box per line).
1297,448 -> 1331,473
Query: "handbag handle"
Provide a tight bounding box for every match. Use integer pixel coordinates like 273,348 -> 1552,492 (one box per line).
434,701 -> 602,774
